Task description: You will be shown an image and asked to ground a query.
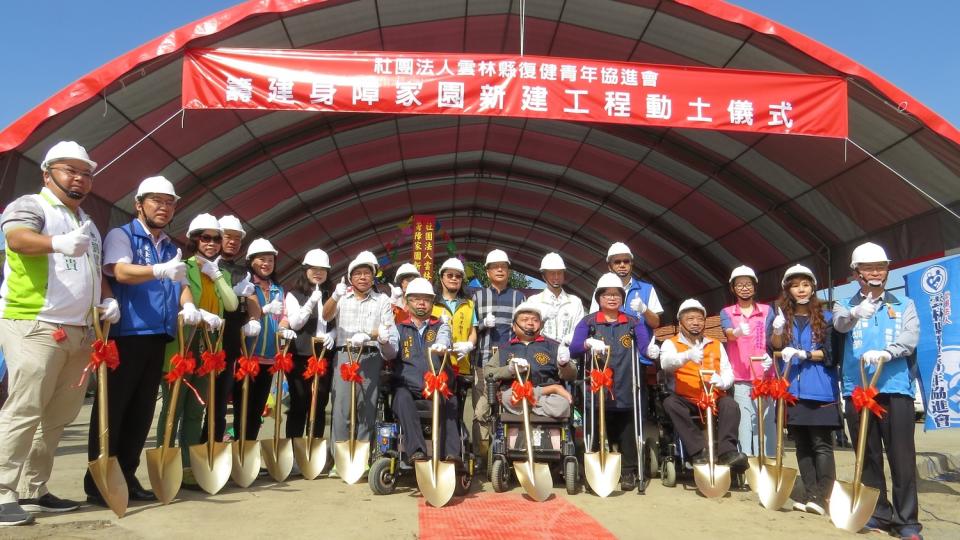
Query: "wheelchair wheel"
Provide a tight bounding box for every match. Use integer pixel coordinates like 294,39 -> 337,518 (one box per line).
661,460 -> 677,488
486,444 -> 495,482
454,470 -> 473,496
491,458 -> 510,493
564,459 -> 580,495
368,457 -> 397,495
646,438 -> 660,479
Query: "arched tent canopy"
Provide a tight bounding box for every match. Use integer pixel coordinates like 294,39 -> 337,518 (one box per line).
2,0 -> 959,318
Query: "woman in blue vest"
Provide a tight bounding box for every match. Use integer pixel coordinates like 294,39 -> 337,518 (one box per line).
768,264 -> 837,516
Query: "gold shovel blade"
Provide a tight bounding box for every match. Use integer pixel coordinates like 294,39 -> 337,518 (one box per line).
334,440 -> 370,485
145,447 -> 182,505
829,480 -> 881,532
415,460 -> 457,507
261,438 -> 294,482
293,437 -> 328,480
88,457 -> 128,518
693,462 -> 731,498
744,456 -> 764,494
514,460 -> 553,502
757,466 -> 798,510
230,440 -> 262,488
583,451 -> 622,498
188,442 -> 232,495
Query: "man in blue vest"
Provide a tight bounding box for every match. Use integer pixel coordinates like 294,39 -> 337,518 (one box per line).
833,242 -> 921,540
590,242 -> 663,335
84,176 -> 200,505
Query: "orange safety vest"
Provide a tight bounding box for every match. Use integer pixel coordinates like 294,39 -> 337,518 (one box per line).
669,336 -> 725,402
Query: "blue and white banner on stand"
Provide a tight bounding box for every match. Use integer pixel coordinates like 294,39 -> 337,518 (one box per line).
904,255 -> 960,430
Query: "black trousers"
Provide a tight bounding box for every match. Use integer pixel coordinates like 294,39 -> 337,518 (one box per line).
392,386 -> 461,459
285,353 -> 332,439
663,394 -> 740,458
602,409 -> 638,474
788,424 -> 836,505
844,393 -> 920,534
199,355 -> 236,443
233,363 -> 274,441
84,334 -> 166,495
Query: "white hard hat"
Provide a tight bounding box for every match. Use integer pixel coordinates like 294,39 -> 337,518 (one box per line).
302,248 -> 330,268
850,242 -> 890,269
676,298 -> 707,319
218,215 -> 246,238
394,263 -> 421,283
439,258 -> 465,275
606,242 -> 633,261
594,272 -> 626,300
186,213 -> 221,237
136,176 -> 180,201
41,141 -> 97,172
539,252 -> 566,271
513,301 -> 543,320
356,250 -> 379,270
404,277 -> 435,297
781,264 -> 817,288
485,249 -> 510,266
246,237 -> 278,259
729,265 -> 757,284
348,255 -> 376,276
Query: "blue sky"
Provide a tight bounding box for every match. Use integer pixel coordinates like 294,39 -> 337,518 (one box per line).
0,1 -> 957,131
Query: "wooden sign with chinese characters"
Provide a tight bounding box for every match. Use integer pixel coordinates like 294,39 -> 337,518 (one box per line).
412,215 -> 435,279
183,48 -> 848,138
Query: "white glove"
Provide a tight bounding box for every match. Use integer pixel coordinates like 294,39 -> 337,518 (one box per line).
97,298 -> 121,324
242,319 -> 261,337
232,272 -> 255,297
482,313 -> 496,328
862,349 -> 892,367
390,284 -> 403,301
733,321 -> 751,338
452,341 -> 474,357
199,309 -> 222,330
561,334 -> 573,347
153,248 -> 186,282
439,312 -> 452,325
760,353 -> 773,371
685,346 -> 704,364
629,296 -> 646,314
429,342 -> 447,353
199,257 -> 222,280
557,345 -> 571,366
709,372 -> 722,387
279,327 -> 297,340
262,297 -> 284,316
772,307 -> 786,336
509,357 -> 529,371
377,323 -> 391,344
308,288 -> 324,305
851,293 -> 879,320
332,277 -> 348,301
646,342 -> 660,360
584,338 -> 608,354
349,332 -> 371,347
51,220 -> 92,257
180,302 -> 201,326
319,330 -> 337,350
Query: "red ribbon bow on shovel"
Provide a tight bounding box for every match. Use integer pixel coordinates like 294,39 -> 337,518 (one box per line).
303,355 -> 329,379
340,361 -> 363,384
234,356 -> 260,381
852,386 -> 887,418
75,338 -> 121,388
510,380 -> 536,407
589,367 -> 616,400
768,377 -> 798,406
270,352 -> 294,374
750,378 -> 770,400
422,370 -> 453,399
696,389 -> 719,417
165,352 -> 196,383
197,350 -> 226,377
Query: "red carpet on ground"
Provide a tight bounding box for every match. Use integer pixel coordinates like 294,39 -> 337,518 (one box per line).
419,492 -> 617,540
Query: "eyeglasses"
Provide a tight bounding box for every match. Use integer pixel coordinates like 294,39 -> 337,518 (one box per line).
442,273 -> 463,280
610,259 -> 632,266
198,234 -> 222,243
733,283 -> 755,290
143,196 -> 176,208
48,166 -> 93,180
600,293 -> 622,299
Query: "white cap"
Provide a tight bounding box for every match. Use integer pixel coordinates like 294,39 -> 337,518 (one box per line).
729,265 -> 758,284
513,301 -> 543,320
41,141 -> 97,172
246,238 -> 278,259
676,298 -> 707,319
218,215 -> 246,238
348,255 -> 376,276
485,249 -> 510,266
404,277 -> 435,297
850,242 -> 890,269
356,250 -> 379,270
136,176 -> 180,201
394,263 -> 421,283
594,272 -> 626,300
606,242 -> 633,261
187,213 -> 221,237
302,248 -> 330,268
781,264 -> 817,288
439,258 -> 465,275
539,252 -> 566,271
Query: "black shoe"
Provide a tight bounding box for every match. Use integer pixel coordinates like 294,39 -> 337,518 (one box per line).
407,451 -> 427,465
127,478 -> 157,502
0,502 -> 34,526
690,451 -> 708,466
85,493 -> 107,508
444,455 -> 463,466
620,471 -> 637,491
18,493 -> 80,513
717,451 -> 748,470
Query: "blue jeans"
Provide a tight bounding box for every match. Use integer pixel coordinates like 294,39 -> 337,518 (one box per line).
732,381 -> 776,457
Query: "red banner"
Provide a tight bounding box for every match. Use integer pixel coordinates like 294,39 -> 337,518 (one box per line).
412,215 -> 435,279
182,48 -> 847,138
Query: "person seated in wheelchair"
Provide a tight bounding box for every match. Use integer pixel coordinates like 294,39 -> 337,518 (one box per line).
659,299 -> 747,470
390,277 -> 457,464
485,302 -> 576,419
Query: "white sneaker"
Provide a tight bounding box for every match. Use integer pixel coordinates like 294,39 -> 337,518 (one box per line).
791,500 -> 807,512
805,501 -> 826,516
